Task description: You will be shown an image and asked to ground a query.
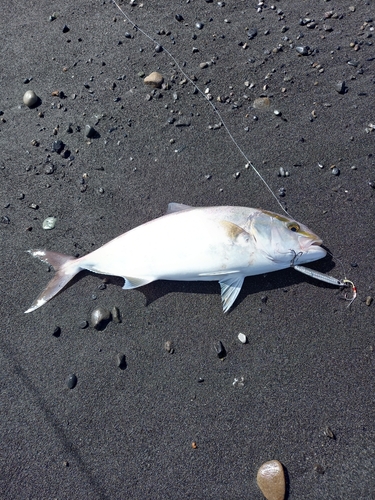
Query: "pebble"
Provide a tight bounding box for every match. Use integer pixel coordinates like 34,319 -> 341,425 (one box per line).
295,46 -> 309,56
115,353 -> 127,370
111,306 -> 121,323
42,217 -> 56,230
85,124 -> 97,138
154,44 -> 163,53
331,167 -> 340,176
23,90 -> 39,107
52,140 -> 64,153
238,332 -> 247,344
144,71 -> 164,89
66,373 -> 77,389
79,320 -> 88,329
164,340 -> 174,354
53,326 -> 61,338
253,97 -> 270,109
215,341 -> 226,359
247,28 -> 258,40
366,296 -> 373,306
90,306 -> 111,330
256,460 -> 285,500
195,22 -> 204,30
175,14 -> 183,22
335,81 -> 346,94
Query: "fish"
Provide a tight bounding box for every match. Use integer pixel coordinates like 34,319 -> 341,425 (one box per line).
25,203 -> 326,314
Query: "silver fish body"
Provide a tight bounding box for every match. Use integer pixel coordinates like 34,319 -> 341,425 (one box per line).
25,203 -> 326,313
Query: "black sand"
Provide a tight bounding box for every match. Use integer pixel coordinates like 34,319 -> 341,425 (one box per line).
1,1 -> 374,498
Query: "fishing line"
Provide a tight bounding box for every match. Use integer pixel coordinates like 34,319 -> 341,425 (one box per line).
111,0 -> 288,215
110,1 -> 356,303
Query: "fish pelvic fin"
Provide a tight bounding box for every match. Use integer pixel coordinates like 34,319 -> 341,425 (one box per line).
219,275 -> 244,313
25,250 -> 81,313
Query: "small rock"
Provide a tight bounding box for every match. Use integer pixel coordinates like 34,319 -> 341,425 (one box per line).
85,124 -> 97,138
331,167 -> 340,176
154,44 -> 163,53
366,296 -> 373,306
256,460 -> 285,500
42,217 -> 57,230
111,306 -> 122,323
175,14 -> 183,22
335,81 -> 346,94
295,46 -> 309,56
53,326 -> 61,338
215,341 -> 226,359
52,140 -> 64,153
195,22 -> 204,29
253,97 -> 271,109
62,24 -> 70,33
164,340 -> 174,354
115,353 -> 127,370
247,28 -> 258,40
175,119 -> 191,127
66,374 -> 77,389
238,333 -> 247,344
324,426 -> 335,439
90,306 -> 111,330
23,90 -> 39,107
144,71 -> 164,89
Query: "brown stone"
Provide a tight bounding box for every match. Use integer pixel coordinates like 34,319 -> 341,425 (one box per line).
256,460 -> 285,500
252,97 -> 271,109
144,71 -> 164,89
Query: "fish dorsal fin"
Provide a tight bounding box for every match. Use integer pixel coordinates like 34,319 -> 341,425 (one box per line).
219,275 -> 244,313
166,203 -> 193,214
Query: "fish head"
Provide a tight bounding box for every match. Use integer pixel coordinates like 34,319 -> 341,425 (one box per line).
249,209 -> 327,266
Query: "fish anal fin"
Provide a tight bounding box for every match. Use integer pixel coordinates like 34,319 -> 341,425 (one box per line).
166,203 -> 193,214
122,276 -> 155,290
219,275 -> 244,313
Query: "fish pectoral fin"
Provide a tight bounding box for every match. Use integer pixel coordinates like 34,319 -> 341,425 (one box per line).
166,202 -> 193,214
122,276 -> 154,290
220,220 -> 250,244
219,275 -> 244,313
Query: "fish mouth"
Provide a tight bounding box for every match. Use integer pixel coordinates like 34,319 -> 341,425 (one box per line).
300,234 -> 323,250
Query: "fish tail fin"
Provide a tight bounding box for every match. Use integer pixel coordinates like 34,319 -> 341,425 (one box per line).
25,249 -> 81,313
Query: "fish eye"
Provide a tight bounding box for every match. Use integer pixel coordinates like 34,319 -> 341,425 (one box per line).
287,222 -> 300,232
